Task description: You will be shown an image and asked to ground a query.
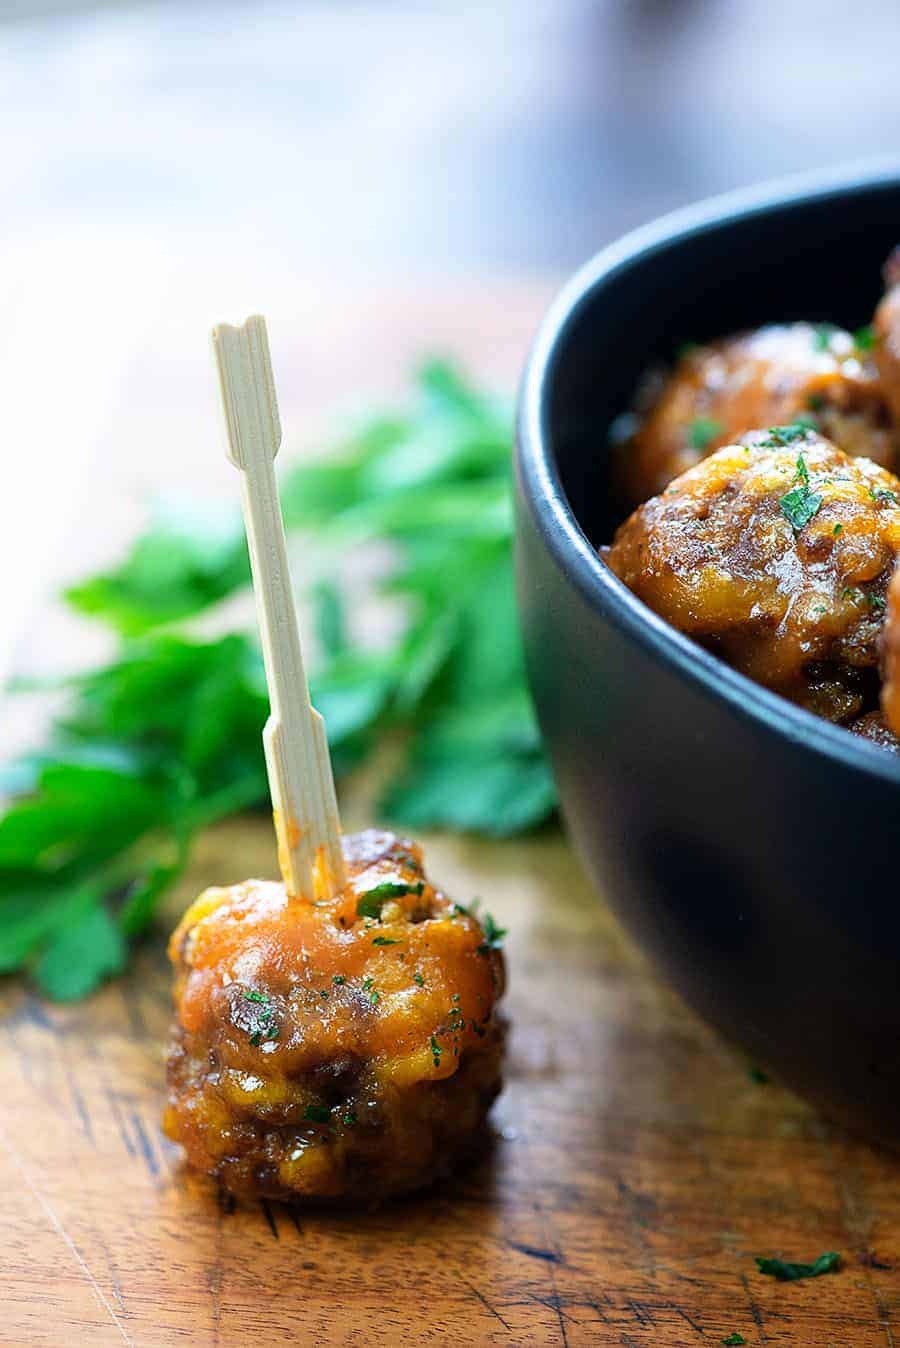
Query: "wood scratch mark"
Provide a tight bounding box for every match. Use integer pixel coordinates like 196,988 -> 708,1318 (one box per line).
95,1231 -> 128,1316
288,1208 -> 304,1237
509,1239 -> 563,1264
261,1199 -> 280,1239
821,1134 -> 894,1348
462,1279 -> 512,1332
669,1301 -> 706,1336
0,1117 -> 133,1345
740,1273 -> 767,1344
628,1298 -> 654,1327
104,1087 -> 136,1159
129,1111 -> 159,1178
535,1294 -> 578,1341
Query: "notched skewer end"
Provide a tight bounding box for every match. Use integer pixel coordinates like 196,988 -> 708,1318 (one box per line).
211,315 -> 282,469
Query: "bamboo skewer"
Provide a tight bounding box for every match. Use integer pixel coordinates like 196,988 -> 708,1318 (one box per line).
211,315 -> 346,901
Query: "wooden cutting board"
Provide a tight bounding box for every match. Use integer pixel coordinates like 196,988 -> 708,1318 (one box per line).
3,806 -> 899,1347
3,276 -> 900,1345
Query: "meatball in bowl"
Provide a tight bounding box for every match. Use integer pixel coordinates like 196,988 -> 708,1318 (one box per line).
515,165 -> 900,1147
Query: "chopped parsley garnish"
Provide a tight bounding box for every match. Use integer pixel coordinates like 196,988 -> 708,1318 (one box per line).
413,973 -> 425,987
807,393 -> 825,412
477,913 -> 507,956
332,974 -> 346,985
812,324 -> 837,352
755,1251 -> 840,1281
0,363 -> 559,1005
760,421 -> 815,448
869,486 -> 898,505
372,936 -> 400,946
360,975 -> 380,1006
842,586 -> 863,602
779,452 -> 823,531
303,1105 -> 331,1124
342,1110 -> 357,1127
319,989 -> 329,999
687,416 -> 723,452
833,523 -> 843,537
854,324 -> 876,351
722,1336 -> 746,1346
868,592 -> 887,614
243,988 -> 280,1046
430,1034 -> 442,1067
357,880 -> 424,920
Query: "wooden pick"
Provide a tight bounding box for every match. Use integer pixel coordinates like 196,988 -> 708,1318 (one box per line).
211,315 -> 346,901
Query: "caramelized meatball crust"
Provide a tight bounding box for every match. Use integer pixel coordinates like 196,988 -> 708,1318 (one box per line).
881,563 -> 900,740
606,429 -> 900,722
164,830 -> 505,1203
875,249 -> 900,445
619,324 -> 894,506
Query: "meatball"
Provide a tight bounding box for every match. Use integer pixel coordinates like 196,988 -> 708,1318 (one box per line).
618,323 -> 895,506
881,563 -> 900,740
875,248 -> 900,437
163,830 -> 505,1203
606,428 -> 900,723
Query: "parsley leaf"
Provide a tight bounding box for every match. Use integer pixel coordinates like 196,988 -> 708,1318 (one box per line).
1,363 -> 556,999
722,1335 -> 746,1346
812,324 -> 837,352
357,881 -> 424,920
755,1252 -> 841,1281
779,452 -> 822,531
477,912 -> 507,955
854,325 -> 876,351
780,485 -> 823,531
303,1105 -> 331,1124
759,421 -> 816,449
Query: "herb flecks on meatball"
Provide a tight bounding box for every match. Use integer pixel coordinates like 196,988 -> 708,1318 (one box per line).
606,427 -> 900,724
619,323 -> 894,506
163,830 -> 506,1203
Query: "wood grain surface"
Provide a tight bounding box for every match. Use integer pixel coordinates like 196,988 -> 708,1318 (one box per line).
3,806 -> 900,1347
3,279 -> 900,1346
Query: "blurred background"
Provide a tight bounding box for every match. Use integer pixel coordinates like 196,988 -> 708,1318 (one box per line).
3,0 -> 900,683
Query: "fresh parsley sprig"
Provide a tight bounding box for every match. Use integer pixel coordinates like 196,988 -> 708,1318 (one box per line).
1,362 -> 556,1000
779,450 -> 823,531
755,1251 -> 840,1281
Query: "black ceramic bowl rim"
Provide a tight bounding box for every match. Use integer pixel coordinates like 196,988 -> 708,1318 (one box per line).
518,158 -> 900,788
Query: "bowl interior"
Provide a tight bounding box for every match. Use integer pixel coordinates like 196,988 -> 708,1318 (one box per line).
543,173 -> 900,546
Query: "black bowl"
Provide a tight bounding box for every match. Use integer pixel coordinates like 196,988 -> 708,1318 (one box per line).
515,164 -> 900,1146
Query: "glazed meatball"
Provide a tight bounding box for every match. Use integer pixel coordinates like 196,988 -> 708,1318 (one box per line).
881,563 -> 900,740
164,830 -> 505,1203
606,428 -> 900,723
618,324 -> 895,506
874,249 -> 900,435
